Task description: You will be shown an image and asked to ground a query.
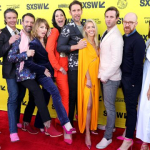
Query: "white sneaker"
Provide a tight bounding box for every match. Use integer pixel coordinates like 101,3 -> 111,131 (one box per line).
97,125 -> 106,130
97,125 -> 116,132
96,138 -> 112,149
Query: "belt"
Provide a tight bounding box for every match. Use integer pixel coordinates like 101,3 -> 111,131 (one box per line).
60,52 -> 67,57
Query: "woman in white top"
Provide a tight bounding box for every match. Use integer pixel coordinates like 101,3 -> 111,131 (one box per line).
136,21 -> 150,150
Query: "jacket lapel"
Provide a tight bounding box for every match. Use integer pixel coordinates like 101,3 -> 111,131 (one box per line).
100,25 -> 117,47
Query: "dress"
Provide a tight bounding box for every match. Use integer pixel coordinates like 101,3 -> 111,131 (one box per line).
78,39 -> 99,133
136,39 -> 150,143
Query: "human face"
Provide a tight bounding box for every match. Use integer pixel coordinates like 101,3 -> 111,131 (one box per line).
55,10 -> 65,28
105,10 -> 118,31
22,16 -> 34,34
5,12 -> 17,29
85,22 -> 95,38
37,23 -> 47,38
123,15 -> 137,35
69,4 -> 82,23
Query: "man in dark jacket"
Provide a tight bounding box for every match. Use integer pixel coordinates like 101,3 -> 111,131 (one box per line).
118,12 -> 145,149
57,0 -> 87,126
0,8 -> 26,141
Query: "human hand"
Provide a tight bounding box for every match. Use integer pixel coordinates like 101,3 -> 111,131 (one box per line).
59,67 -> 67,75
86,79 -> 92,88
100,79 -> 107,83
26,49 -> 35,57
44,69 -> 51,77
9,35 -> 20,45
47,28 -> 51,37
77,39 -> 87,49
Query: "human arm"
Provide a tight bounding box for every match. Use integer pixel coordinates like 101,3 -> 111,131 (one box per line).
0,30 -> 20,57
100,35 -> 124,82
130,38 -> 145,86
57,26 -> 86,53
24,42 -> 46,75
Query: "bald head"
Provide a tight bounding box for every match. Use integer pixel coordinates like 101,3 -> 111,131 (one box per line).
123,12 -> 138,35
124,12 -> 138,22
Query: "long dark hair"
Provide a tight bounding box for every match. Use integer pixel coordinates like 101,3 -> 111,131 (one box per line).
52,9 -> 67,33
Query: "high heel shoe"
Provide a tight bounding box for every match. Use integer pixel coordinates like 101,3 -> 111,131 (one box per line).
64,139 -> 72,145
140,142 -> 149,150
63,126 -> 76,134
117,138 -> 133,150
85,143 -> 91,149
117,136 -> 125,140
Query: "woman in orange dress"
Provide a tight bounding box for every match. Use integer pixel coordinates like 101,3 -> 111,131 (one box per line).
46,9 -> 71,144
78,19 -> 100,149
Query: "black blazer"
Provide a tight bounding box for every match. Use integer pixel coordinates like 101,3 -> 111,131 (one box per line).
0,27 -> 20,79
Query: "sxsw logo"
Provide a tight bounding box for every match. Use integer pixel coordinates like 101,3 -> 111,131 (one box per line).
26,3 -> 49,10
17,19 -> 22,25
6,4 -> 20,9
140,0 -> 150,6
0,60 -> 3,65
0,85 -> 6,91
82,1 -> 105,8
0,5 -> 1,11
142,35 -> 148,41
117,17 -> 123,24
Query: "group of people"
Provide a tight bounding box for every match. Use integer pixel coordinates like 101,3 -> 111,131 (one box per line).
0,0 -> 149,150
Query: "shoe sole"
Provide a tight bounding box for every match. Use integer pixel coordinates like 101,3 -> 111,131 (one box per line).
45,132 -> 63,137
22,128 -> 39,135
96,141 -> 112,149
10,139 -> 20,142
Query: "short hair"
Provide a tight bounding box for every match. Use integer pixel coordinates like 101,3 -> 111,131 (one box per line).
22,13 -> 35,22
83,19 -> 98,48
52,9 -> 67,33
148,20 -> 150,38
32,18 -> 49,44
4,8 -> 18,25
105,6 -> 119,18
69,0 -> 82,10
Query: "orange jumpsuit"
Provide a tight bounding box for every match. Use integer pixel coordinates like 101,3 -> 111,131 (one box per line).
46,28 -> 69,115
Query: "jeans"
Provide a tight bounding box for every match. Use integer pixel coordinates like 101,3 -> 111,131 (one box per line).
103,80 -> 120,139
6,78 -> 25,133
38,76 -> 69,126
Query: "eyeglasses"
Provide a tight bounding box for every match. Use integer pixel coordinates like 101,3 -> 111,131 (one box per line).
123,21 -> 136,25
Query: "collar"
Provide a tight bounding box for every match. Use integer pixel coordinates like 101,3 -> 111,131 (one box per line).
125,29 -> 136,37
6,25 -> 19,35
71,19 -> 83,26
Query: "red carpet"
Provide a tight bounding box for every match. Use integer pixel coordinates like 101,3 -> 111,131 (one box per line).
0,110 -> 144,150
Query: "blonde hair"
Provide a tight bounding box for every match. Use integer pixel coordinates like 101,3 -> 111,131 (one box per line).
32,18 -> 49,44
83,19 -> 98,48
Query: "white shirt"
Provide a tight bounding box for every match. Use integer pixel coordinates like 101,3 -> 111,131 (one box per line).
6,25 -> 19,36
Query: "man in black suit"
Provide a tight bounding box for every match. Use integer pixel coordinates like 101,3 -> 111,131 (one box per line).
0,8 -> 26,142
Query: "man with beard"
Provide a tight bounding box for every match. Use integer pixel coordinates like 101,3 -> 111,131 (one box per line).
117,13 -> 145,150
7,13 -> 40,137
96,7 -> 123,149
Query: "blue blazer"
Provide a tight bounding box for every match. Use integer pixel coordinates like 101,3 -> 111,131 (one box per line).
25,38 -> 54,79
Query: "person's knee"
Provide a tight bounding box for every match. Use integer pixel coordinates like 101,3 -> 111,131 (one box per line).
87,104 -> 92,111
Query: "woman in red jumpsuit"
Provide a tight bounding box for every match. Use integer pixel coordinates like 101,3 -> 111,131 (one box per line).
46,9 -> 71,144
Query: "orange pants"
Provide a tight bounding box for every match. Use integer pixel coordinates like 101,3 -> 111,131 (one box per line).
56,71 -> 69,115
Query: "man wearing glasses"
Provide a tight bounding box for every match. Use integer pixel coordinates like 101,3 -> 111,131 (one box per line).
117,13 -> 145,149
